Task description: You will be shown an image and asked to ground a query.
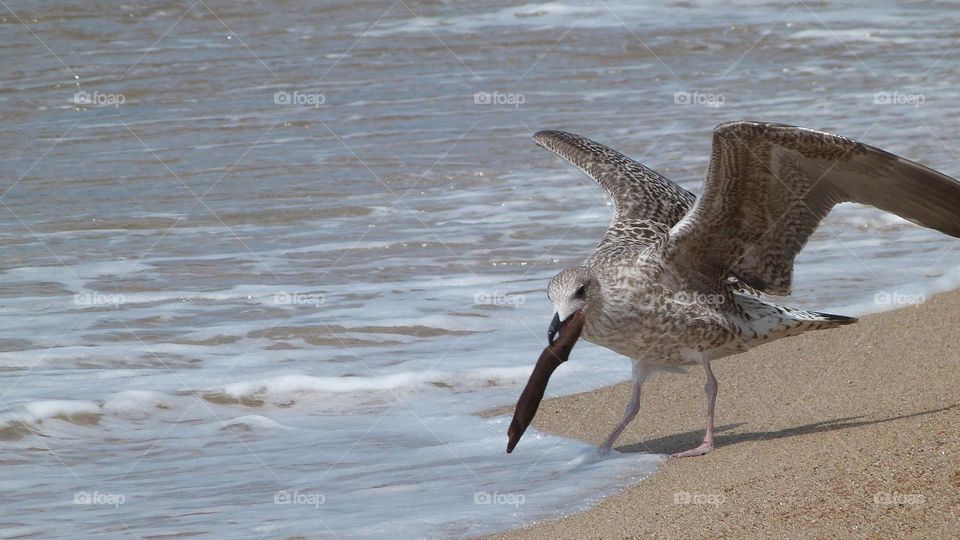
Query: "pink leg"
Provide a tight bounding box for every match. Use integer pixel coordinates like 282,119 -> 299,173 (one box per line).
672,361 -> 717,458
599,362 -> 649,454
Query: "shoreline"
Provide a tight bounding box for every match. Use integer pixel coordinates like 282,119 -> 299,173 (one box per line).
484,289 -> 960,538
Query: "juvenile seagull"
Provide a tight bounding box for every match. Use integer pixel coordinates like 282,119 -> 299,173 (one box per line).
506,121 -> 960,457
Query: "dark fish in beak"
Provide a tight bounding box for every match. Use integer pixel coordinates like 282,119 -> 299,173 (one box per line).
507,310 -> 585,453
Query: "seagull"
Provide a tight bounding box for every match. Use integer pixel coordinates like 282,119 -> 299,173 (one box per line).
506,121 -> 960,457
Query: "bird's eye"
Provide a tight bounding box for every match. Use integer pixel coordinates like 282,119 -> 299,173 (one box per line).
575,284 -> 587,298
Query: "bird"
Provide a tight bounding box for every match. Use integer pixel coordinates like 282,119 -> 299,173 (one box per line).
506,121 -> 960,457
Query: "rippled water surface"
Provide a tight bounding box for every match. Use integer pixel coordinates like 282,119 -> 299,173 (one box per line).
2,0 -> 960,537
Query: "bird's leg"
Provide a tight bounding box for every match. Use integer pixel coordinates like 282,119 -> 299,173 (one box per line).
599,362 -> 649,454
672,361 -> 718,457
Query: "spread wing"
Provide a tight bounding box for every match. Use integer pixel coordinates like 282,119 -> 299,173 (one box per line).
533,130 -> 695,232
665,121 -> 960,294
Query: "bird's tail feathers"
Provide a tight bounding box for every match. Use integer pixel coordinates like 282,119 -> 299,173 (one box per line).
733,294 -> 858,347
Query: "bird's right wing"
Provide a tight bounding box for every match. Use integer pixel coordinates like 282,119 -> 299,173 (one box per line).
665,121 -> 960,295
533,130 -> 696,229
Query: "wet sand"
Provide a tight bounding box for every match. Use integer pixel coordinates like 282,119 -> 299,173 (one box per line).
486,289 -> 960,538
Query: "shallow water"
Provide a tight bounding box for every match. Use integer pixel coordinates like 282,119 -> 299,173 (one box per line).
2,0 -> 960,537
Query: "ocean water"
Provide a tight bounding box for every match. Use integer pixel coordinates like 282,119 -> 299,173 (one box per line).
2,0 -> 960,537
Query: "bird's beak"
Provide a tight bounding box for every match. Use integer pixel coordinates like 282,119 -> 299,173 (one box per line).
547,311 -> 580,346
507,310 -> 585,453
547,312 -> 562,346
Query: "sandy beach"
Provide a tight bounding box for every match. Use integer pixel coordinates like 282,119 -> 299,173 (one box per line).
486,289 -> 960,539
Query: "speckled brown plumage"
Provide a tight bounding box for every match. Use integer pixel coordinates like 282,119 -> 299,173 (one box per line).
533,121 -> 960,457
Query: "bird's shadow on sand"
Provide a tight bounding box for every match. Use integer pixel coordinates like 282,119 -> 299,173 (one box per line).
616,404 -> 958,455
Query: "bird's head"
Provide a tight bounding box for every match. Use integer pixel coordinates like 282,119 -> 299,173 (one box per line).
546,267 -> 598,346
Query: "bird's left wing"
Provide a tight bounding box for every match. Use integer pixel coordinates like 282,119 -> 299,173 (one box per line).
533,130 -> 695,229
